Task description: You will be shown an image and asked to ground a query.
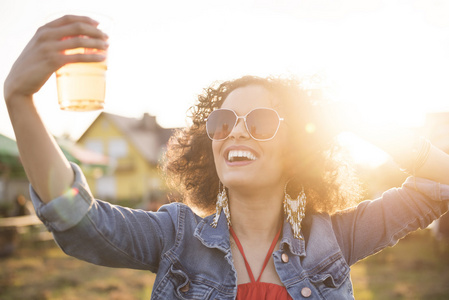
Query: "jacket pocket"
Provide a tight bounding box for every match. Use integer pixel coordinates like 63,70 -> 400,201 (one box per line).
308,253 -> 353,299
308,252 -> 350,288
153,264 -> 215,300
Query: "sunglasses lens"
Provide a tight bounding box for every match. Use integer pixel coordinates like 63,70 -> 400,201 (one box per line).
247,109 -> 280,140
206,109 -> 236,140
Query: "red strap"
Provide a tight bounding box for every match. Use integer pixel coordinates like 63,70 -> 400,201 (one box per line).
257,227 -> 282,282
230,226 -> 282,283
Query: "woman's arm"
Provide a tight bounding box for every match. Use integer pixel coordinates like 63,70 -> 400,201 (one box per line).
332,115 -> 449,265
4,15 -> 109,203
332,176 -> 449,266
355,125 -> 449,184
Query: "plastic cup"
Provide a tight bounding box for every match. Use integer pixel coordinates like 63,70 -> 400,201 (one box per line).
54,13 -> 112,111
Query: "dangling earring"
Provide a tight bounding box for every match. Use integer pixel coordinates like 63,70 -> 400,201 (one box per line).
283,179 -> 306,240
211,181 -> 232,228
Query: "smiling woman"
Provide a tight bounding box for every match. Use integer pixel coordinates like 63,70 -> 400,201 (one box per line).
4,12 -> 449,300
164,75 -> 363,217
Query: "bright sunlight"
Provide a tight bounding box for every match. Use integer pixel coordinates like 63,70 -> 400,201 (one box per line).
1,1 -> 449,158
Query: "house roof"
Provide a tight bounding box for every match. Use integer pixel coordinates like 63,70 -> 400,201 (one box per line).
57,138 -> 108,166
79,112 -> 177,165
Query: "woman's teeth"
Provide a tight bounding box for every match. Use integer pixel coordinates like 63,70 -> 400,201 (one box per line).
228,150 -> 256,162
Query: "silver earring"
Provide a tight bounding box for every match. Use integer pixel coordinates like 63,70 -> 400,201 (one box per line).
284,180 -> 306,240
211,182 -> 232,228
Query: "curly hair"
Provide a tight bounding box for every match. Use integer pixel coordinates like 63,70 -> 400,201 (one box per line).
162,75 -> 362,216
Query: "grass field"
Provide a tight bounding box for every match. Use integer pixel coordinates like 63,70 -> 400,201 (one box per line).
1,229 -> 448,299
351,229 -> 449,299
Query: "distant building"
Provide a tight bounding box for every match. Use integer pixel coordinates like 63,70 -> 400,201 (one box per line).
0,133 -> 103,213
76,112 -> 177,208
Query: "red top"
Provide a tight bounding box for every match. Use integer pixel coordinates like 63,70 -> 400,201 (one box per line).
230,227 -> 293,300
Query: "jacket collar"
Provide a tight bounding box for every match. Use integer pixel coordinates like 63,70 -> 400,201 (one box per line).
194,210 -> 231,253
194,210 -> 306,257
280,217 -> 306,256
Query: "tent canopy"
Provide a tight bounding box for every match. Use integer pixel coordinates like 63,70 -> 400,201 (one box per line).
0,134 -> 21,171
0,134 -> 19,158
0,134 -> 83,173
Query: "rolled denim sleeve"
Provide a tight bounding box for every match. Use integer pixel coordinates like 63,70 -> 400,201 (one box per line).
332,177 -> 449,266
29,163 -> 176,272
30,163 -> 94,232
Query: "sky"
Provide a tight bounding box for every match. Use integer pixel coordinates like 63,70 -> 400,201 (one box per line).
1,0 -> 449,149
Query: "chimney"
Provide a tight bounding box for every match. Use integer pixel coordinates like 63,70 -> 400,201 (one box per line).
140,113 -> 157,130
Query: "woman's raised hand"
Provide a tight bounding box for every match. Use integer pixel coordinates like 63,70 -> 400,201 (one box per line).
4,15 -> 109,203
4,15 -> 109,102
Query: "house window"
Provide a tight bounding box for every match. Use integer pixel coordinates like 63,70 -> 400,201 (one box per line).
96,176 -> 116,201
108,139 -> 128,158
85,140 -> 104,155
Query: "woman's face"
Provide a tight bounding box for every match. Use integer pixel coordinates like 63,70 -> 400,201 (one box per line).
212,84 -> 288,193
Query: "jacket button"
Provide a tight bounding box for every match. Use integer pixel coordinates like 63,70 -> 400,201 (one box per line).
281,253 -> 289,263
301,287 -> 312,298
180,282 -> 190,293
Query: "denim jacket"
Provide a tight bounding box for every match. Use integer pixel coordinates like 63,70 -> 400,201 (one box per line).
31,163 -> 449,299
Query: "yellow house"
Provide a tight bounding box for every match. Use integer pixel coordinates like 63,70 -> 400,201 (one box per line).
76,112 -> 176,206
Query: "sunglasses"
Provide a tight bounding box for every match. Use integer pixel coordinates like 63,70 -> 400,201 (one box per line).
206,108 -> 284,141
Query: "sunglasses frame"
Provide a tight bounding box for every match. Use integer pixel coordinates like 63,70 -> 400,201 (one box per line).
206,107 -> 284,141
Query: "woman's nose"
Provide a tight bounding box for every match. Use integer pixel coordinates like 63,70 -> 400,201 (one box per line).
229,118 -> 250,140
